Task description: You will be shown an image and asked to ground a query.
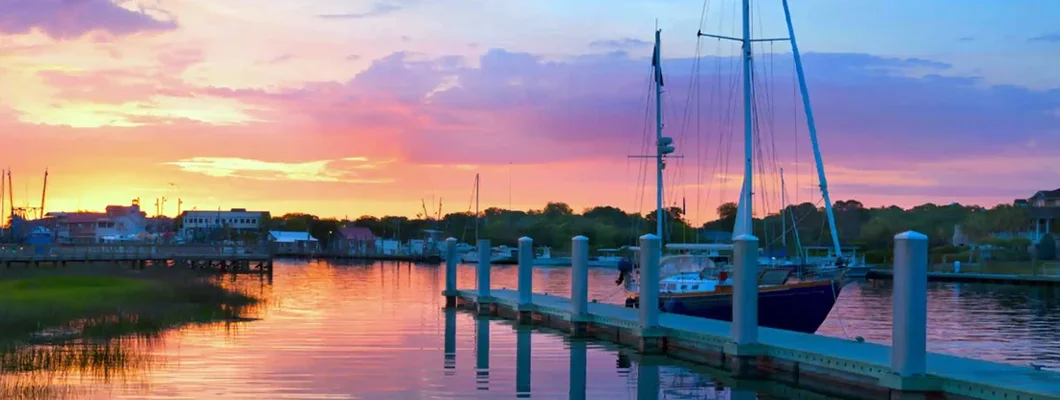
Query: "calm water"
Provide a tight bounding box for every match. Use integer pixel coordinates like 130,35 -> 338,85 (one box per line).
3,260 -> 1059,399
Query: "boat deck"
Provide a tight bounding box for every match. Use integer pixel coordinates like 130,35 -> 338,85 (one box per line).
454,288 -> 1060,399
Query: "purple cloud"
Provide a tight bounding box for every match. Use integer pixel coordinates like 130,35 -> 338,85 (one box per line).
203,48 -> 1060,192
0,0 -> 177,39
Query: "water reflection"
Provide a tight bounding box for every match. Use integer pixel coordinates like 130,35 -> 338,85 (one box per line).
444,308 -> 456,374
637,362 -> 660,400
515,326 -> 531,398
2,259 -> 1057,399
569,339 -> 587,400
474,316 -> 489,391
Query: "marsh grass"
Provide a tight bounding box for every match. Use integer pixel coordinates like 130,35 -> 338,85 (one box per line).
0,263 -> 261,345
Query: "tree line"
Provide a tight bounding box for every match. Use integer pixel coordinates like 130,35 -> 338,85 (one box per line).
267,199 -> 1042,261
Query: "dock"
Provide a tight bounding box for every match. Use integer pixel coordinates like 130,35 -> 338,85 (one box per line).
0,244 -> 273,274
868,269 -> 1060,286
444,235 -> 1060,400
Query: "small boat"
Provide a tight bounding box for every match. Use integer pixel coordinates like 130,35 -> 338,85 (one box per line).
588,248 -> 627,268
618,254 -> 847,334
533,246 -> 572,267
461,245 -> 514,263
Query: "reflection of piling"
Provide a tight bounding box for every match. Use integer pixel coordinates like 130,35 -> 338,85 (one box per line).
444,232 -> 1059,400
516,327 -> 531,398
568,340 -> 587,400
443,308 -> 456,374
474,317 -> 490,391
636,362 -> 659,400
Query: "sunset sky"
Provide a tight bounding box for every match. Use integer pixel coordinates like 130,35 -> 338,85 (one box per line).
1,0 -> 1058,224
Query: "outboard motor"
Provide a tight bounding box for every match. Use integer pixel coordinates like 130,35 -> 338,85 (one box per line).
616,258 -> 634,285
835,257 -> 847,268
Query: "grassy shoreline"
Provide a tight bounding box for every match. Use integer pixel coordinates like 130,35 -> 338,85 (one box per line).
0,265 -> 260,346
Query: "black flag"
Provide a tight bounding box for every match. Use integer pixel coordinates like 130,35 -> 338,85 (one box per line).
652,35 -> 664,87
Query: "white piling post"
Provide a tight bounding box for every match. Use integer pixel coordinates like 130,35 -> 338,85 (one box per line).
444,237 -> 458,306
571,235 -> 589,320
892,230 -> 928,377
639,234 -> 660,330
518,237 -> 534,307
477,239 -> 491,299
731,234 -> 759,345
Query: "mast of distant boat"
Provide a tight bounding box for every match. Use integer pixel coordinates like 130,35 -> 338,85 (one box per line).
780,168 -> 787,251
474,173 -> 480,243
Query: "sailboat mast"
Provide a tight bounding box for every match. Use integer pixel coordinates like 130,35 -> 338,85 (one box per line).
653,29 -> 665,242
782,0 -> 842,258
737,0 -> 754,235
474,173 -> 480,242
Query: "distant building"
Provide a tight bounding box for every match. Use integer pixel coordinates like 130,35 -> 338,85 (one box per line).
269,230 -> 319,255
45,202 -> 147,243
1017,188 -> 1060,243
331,225 -> 376,255
179,208 -> 269,240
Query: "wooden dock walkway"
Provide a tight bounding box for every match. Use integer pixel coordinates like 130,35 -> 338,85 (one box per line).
454,289 -> 1060,400
868,269 -> 1060,286
0,244 -> 273,274
446,234 -> 1060,400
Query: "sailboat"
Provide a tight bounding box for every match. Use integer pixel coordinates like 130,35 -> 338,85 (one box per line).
617,2 -> 849,334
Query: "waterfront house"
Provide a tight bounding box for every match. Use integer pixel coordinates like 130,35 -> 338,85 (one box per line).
1017,188 -> 1060,242
269,230 -> 319,255
179,208 -> 270,241
44,201 -> 148,244
331,225 -> 377,255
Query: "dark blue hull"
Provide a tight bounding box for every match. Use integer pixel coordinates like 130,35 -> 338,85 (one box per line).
629,280 -> 843,334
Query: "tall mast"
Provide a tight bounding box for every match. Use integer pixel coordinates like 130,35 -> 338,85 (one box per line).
39,168 -> 48,219
474,173 -> 480,242
729,0 -> 754,238
782,0 -> 842,259
1,168 -> 5,228
652,29 -> 672,243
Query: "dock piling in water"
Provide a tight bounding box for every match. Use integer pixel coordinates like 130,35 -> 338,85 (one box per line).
638,234 -> 662,352
517,236 -> 533,319
447,231 -> 1060,399
444,237 -> 458,308
892,230 -> 928,378
477,239 -> 492,314
570,235 -> 589,335
732,234 -> 760,347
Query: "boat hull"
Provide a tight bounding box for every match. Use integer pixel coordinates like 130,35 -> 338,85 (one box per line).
627,280 -> 843,334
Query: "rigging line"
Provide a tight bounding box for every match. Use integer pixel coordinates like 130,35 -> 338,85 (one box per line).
791,39 -> 801,207
631,60 -> 657,243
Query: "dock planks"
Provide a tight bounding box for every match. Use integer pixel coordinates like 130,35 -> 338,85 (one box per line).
0,244 -> 273,274
869,270 -> 1060,286
453,288 -> 1060,400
